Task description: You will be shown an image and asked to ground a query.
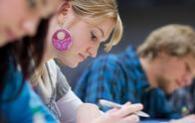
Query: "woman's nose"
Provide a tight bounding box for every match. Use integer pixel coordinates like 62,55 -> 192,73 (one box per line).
87,47 -> 98,58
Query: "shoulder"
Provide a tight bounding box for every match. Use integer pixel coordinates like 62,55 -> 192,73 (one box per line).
90,54 -> 121,70
94,54 -> 119,63
46,59 -> 60,79
46,59 -> 58,70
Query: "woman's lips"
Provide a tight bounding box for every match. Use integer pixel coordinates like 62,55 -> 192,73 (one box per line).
79,53 -> 86,61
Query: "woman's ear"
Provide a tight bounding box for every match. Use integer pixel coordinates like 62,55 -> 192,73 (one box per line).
57,1 -> 70,16
56,1 -> 71,25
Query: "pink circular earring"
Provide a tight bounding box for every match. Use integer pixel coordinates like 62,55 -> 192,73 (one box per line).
52,28 -> 72,51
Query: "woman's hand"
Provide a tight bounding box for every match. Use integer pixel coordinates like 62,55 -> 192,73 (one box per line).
77,102 -> 143,123
77,103 -> 102,123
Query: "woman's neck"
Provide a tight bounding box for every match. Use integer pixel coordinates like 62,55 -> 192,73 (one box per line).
42,41 -> 55,64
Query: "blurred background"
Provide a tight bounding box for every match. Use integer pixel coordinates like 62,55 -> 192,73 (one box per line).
58,0 -> 195,88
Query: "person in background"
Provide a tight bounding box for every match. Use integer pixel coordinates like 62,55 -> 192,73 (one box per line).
75,24 -> 195,123
31,0 -> 143,123
0,0 -> 62,122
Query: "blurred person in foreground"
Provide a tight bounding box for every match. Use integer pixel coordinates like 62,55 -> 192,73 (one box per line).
0,0 -> 62,122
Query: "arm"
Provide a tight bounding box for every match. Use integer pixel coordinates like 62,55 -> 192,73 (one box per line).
150,88 -> 181,119
57,89 -> 83,123
77,102 -> 143,123
55,63 -> 83,123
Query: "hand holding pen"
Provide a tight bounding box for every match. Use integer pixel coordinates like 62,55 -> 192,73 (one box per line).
77,102 -> 143,123
81,99 -> 144,123
99,99 -> 150,118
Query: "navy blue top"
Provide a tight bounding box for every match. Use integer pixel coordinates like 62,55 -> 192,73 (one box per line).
0,55 -> 58,123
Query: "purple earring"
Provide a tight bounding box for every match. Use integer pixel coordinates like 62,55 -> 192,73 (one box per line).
52,29 -> 72,51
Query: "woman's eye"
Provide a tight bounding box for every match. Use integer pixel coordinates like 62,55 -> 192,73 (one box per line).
90,32 -> 98,42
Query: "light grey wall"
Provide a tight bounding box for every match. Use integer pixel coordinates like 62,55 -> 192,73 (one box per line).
59,4 -> 195,88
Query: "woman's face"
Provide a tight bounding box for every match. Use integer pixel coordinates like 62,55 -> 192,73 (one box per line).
48,7 -> 115,68
0,0 -> 61,47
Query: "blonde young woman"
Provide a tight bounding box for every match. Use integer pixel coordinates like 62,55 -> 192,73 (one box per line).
31,0 -> 143,123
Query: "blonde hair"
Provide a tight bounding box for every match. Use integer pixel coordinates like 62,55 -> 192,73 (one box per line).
70,0 -> 123,52
137,24 -> 195,60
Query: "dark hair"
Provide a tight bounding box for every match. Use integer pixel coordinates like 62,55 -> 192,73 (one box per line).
0,18 -> 50,102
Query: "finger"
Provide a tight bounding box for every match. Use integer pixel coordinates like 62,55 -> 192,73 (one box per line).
106,108 -> 119,114
106,102 -> 132,115
116,103 -> 143,117
122,114 -> 140,123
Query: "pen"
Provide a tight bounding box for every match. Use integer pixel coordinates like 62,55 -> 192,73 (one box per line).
99,99 -> 150,118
